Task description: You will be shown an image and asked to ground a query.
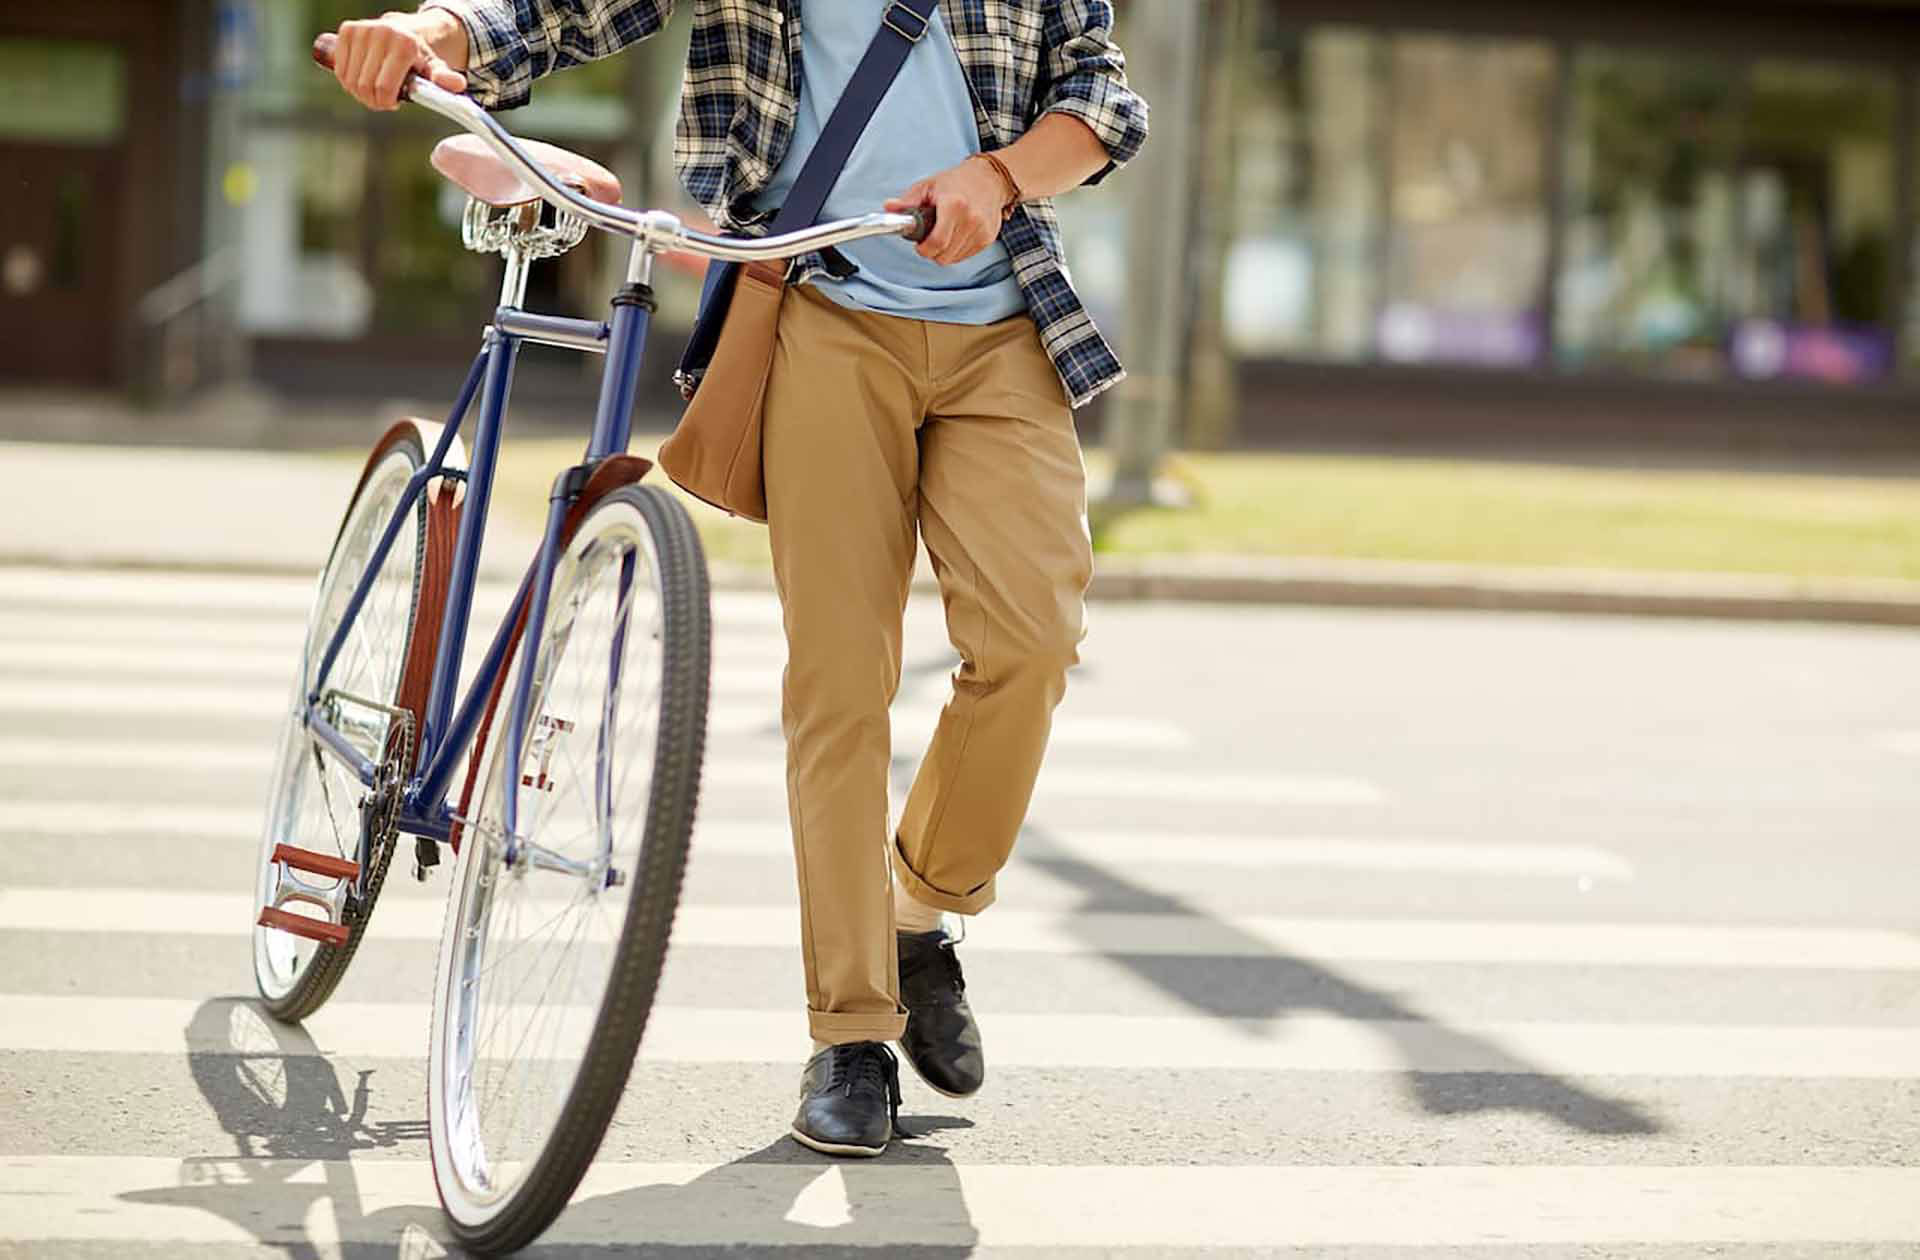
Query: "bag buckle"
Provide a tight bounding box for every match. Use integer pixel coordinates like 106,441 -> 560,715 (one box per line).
883,1 -> 929,43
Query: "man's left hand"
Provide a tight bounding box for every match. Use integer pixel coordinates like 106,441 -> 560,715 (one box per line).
885,158 -> 1009,266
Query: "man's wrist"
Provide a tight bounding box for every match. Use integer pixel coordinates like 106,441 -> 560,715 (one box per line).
967,152 -> 1022,221
406,5 -> 472,70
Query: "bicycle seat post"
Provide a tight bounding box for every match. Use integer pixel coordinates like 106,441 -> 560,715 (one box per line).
500,244 -> 532,309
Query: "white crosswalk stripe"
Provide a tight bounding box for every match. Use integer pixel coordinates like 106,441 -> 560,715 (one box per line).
1,563 -> 1915,1256
5,994 -> 1917,1076
0,797 -> 1630,877
7,1157 -> 1916,1249
22,889 -> 1920,969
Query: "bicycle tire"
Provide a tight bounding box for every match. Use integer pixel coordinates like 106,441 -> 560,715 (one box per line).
252,424 -> 457,1023
428,481 -> 708,1255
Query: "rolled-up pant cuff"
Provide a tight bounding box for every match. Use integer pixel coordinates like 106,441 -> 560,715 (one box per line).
809,1008 -> 908,1045
892,838 -> 997,916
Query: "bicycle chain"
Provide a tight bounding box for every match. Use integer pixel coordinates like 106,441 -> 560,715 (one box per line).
335,708 -> 413,920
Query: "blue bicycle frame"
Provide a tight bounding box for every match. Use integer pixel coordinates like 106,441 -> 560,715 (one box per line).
300,267 -> 657,867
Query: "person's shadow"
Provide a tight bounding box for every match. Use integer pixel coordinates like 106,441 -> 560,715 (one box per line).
1019,840 -> 1660,1136
120,997 -> 980,1255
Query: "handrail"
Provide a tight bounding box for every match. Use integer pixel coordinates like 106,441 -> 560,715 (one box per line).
138,247 -> 239,328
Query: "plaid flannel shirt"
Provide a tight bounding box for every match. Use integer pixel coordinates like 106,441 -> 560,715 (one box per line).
425,0 -> 1149,406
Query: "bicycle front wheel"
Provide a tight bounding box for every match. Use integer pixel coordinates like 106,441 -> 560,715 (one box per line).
428,482 -> 709,1254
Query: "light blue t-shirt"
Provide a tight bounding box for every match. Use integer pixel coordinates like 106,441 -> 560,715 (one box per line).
754,1 -> 1028,325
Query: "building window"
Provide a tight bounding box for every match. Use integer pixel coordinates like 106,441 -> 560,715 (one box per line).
1557,49 -> 1744,380
1224,25 -> 1384,361
1558,51 -> 1897,386
1379,35 -> 1554,368
0,39 -> 128,145
1222,25 -> 1553,367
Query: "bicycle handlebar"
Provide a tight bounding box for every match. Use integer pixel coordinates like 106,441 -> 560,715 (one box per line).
310,32 -> 934,259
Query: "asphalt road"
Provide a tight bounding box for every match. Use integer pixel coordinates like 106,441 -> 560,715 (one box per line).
2,563 -> 1918,1257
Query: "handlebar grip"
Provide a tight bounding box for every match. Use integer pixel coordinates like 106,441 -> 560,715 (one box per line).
311,32 -> 419,101
905,206 -> 937,244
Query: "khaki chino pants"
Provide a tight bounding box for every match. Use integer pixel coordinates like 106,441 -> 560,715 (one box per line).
763,284 -> 1093,1045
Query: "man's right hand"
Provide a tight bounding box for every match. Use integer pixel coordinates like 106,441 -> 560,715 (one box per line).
331,10 -> 469,111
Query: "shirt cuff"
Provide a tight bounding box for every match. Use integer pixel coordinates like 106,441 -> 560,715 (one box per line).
1041,75 -> 1150,188
420,0 -> 532,109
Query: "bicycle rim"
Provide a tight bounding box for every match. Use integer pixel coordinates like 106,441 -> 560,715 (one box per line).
429,485 -> 707,1245
253,441 -> 424,1010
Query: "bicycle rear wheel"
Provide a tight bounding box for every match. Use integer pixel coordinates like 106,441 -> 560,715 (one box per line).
252,424 -> 455,1022
428,482 -> 708,1254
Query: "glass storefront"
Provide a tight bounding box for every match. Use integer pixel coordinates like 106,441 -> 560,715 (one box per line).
1220,17 -> 1912,389
1218,24 -> 1556,367
1561,53 -> 1898,384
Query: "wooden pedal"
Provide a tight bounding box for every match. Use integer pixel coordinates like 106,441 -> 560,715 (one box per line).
271,844 -> 360,882
257,906 -> 351,947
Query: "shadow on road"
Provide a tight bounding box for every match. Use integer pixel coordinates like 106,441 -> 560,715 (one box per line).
125,998 -> 981,1256
1021,840 -> 1661,1137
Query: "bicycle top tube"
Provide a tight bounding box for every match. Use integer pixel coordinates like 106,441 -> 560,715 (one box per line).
310,33 -> 929,264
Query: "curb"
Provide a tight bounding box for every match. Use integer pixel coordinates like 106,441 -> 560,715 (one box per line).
1075,557 -> 1920,627
8,551 -> 1920,629
710,556 -> 1920,628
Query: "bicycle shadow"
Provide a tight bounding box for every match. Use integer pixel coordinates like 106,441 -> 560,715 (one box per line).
122,997 -> 981,1256
117,998 -> 446,1250
549,1128 -> 979,1257
1017,838 -> 1660,1137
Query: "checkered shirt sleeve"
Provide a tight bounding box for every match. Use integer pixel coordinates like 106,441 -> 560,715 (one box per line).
421,0 -> 673,110
1037,0 -> 1149,185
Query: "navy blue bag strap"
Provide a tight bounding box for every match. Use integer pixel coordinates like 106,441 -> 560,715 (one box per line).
676,0 -> 941,395
767,0 -> 941,234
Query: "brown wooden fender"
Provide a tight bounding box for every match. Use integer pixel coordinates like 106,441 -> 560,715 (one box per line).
348,418 -> 470,775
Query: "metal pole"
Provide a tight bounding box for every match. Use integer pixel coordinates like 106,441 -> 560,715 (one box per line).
1101,0 -> 1205,507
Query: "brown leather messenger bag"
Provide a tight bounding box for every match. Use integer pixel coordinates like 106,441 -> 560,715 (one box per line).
657,0 -> 942,523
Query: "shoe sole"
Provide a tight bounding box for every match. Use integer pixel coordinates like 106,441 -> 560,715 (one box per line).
896,1039 -> 982,1100
789,1126 -> 889,1158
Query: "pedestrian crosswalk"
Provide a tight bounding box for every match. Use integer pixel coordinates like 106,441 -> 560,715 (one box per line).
2,562 -> 1917,1256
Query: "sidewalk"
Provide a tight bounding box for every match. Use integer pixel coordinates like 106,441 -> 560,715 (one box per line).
0,441 -> 541,581
5,437 -> 1920,627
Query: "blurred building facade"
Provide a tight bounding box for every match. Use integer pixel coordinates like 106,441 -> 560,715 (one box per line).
1174,0 -> 1920,450
5,1 -> 1919,450
1,1 -> 226,394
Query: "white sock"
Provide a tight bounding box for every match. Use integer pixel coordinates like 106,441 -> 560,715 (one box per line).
893,875 -> 944,934
811,1038 -> 833,1057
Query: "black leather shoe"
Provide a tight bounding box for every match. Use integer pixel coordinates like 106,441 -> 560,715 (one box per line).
897,928 -> 985,1098
790,1041 -> 901,1158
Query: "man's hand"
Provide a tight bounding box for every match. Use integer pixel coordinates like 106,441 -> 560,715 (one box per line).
884,156 -> 1012,266
332,11 -> 469,111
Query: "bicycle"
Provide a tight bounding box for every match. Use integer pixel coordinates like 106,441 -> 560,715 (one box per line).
249,34 -> 934,1254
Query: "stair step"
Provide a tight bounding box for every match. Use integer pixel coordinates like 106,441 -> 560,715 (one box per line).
257,906 -> 351,947
271,844 -> 360,882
